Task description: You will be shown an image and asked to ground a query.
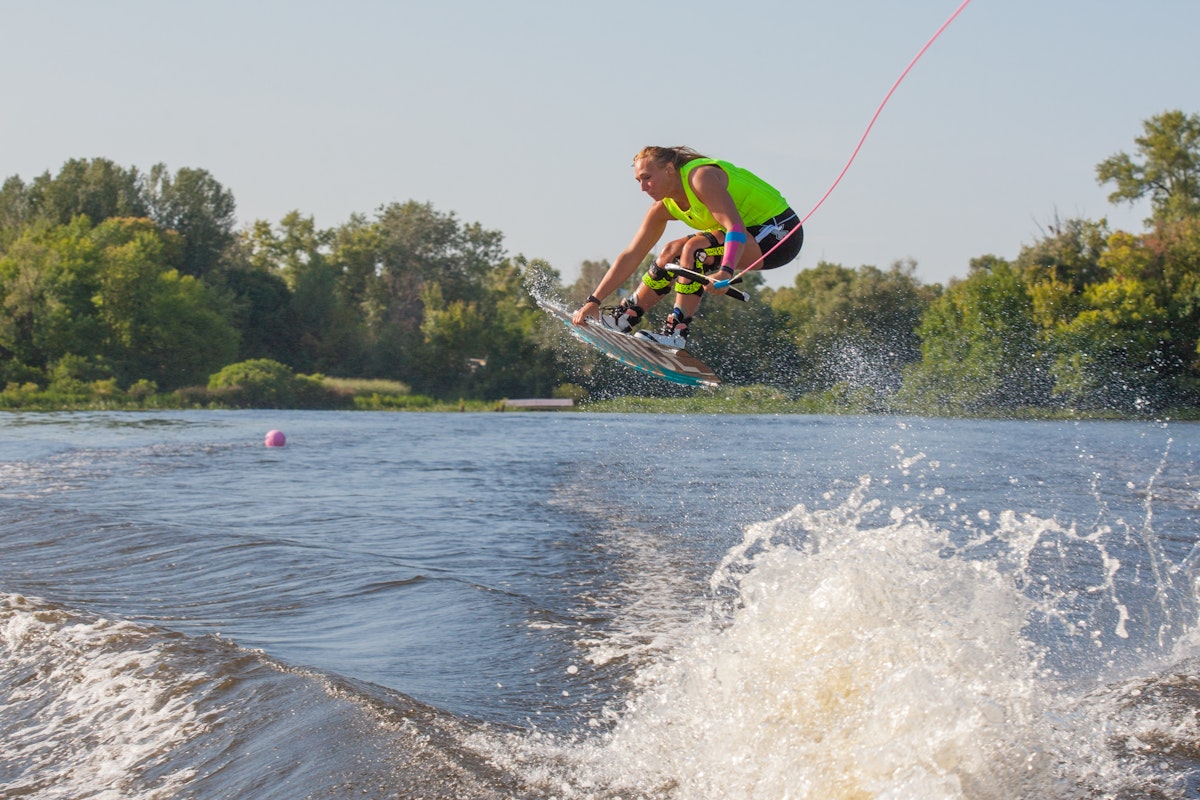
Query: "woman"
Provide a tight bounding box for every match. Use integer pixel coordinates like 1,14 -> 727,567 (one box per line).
572,146 -> 803,348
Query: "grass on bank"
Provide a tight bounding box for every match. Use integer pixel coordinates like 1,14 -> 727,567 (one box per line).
0,378 -> 858,414
2,356 -> 1197,418
0,364 -> 497,413
3,367 -> 1196,420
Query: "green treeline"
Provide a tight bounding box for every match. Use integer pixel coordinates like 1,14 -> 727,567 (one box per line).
1,110 -> 1199,415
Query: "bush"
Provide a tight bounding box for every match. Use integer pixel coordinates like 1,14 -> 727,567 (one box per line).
206,359 -> 348,409
0,382 -> 43,409
127,379 -> 158,401
1,361 -> 45,387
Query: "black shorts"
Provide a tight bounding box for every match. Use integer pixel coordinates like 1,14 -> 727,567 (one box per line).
749,208 -> 803,270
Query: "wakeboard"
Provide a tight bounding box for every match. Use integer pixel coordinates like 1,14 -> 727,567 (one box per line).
537,297 -> 721,388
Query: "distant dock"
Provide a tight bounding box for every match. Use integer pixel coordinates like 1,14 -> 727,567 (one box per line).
501,398 -> 574,410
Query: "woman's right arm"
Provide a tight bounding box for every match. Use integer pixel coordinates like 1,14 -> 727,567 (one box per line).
573,204 -> 670,324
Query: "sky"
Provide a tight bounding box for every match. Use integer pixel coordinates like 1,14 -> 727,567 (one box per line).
3,0 -> 1199,289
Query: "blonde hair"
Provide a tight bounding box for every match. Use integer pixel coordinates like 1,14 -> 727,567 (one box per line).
633,146 -> 708,169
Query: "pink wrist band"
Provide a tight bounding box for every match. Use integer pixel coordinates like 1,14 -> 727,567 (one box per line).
721,228 -> 747,270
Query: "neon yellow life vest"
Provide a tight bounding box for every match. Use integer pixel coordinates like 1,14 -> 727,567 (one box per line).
661,158 -> 789,231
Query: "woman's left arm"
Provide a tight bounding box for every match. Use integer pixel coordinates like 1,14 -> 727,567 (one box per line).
689,166 -> 762,290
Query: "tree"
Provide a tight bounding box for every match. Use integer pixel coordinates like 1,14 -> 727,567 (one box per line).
335,201 -> 508,386
23,158 -> 148,227
767,260 -> 936,396
88,217 -> 238,387
1044,277 -> 1172,412
415,282 -> 487,396
1015,216 -> 1111,291
0,212 -> 241,388
1096,110 -> 1200,224
0,177 -> 35,253
330,213 -> 384,319
0,216 -> 237,389
0,216 -> 104,378
472,256 -> 563,399
272,212 -> 362,373
375,201 -> 505,313
898,257 -> 1049,413
1015,216 -> 1200,411
144,164 -> 237,277
214,265 -> 296,363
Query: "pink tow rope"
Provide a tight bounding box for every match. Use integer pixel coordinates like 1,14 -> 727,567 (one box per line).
717,0 -> 975,288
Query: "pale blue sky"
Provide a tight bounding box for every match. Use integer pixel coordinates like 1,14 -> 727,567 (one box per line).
3,0 -> 1198,288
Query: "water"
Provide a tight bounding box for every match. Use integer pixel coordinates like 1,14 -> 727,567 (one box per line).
2,410 -> 1200,798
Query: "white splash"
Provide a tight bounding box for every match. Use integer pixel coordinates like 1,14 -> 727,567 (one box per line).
490,468 -> 1198,798
0,594 -> 209,799
570,480 -> 1051,799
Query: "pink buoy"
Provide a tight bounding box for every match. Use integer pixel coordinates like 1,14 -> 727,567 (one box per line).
264,430 -> 286,448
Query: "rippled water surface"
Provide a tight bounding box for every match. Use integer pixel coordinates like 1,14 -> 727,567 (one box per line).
3,410 -> 1200,798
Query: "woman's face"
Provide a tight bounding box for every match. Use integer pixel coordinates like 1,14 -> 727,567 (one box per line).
633,157 -> 679,202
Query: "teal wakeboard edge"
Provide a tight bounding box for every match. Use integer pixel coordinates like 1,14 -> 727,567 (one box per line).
537,298 -> 721,388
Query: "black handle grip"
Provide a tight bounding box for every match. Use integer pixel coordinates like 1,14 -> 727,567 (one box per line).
669,266 -> 747,302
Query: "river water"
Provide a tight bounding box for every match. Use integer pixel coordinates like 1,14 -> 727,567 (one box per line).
2,410 -> 1200,798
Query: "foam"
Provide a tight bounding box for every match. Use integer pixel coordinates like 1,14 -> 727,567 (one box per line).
490,472 -> 1192,798
0,594 -> 209,799
580,484 -> 1046,798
